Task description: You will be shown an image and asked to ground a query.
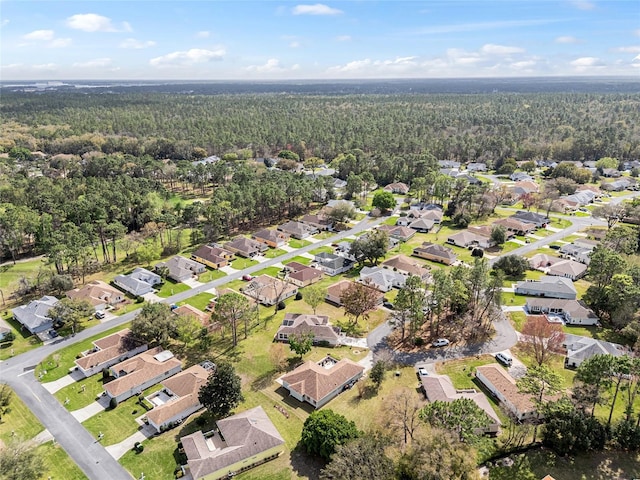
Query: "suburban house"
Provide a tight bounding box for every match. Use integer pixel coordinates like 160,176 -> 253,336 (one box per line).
173,304 -> 211,327
510,211 -> 549,228
439,160 -> 461,169
66,280 -> 125,311
563,334 -> 625,368
283,262 -> 323,288
526,298 -> 599,326
408,217 -> 435,233
510,172 -> 533,182
113,268 -> 162,296
181,406 -> 285,480
467,162 -> 487,172
447,230 -> 494,249
313,252 -> 354,276
397,209 -> 442,226
513,276 -> 577,300
277,221 -> 317,240
421,374 -> 501,435
528,254 -> 587,281
511,180 -> 539,197
191,245 -> 235,269
325,280 -> 383,307
224,237 -> 267,258
493,218 -> 536,236
475,364 -> 536,421
383,182 -> 410,195
74,329 -> 147,378
240,275 -> 298,306
274,313 -> 341,346
382,255 -> 430,281
251,229 -> 290,248
601,178 -> 634,192
155,256 -> 206,283
12,296 -> 59,334
104,347 -> 182,404
377,224 -> 416,242
559,244 -> 593,265
300,213 -> 333,231
281,356 -> 364,408
359,266 -> 406,292
146,363 -> 211,433
573,238 -> 600,250
412,242 -> 457,265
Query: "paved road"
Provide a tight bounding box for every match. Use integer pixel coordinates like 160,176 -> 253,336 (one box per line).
0,212 -> 388,480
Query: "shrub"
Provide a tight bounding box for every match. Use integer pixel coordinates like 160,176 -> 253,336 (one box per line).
102,368 -> 111,380
277,301 -> 286,310
414,337 -> 425,346
109,397 -> 118,409
295,292 -> 303,300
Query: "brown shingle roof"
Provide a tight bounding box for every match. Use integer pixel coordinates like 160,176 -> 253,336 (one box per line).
75,329 -> 144,371
275,313 -> 340,343
66,280 -> 124,307
173,304 -> 210,325
476,364 -> 534,414
281,357 -> 364,404
288,266 -> 323,283
382,254 -> 430,278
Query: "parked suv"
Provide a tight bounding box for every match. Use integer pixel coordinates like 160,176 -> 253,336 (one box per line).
495,352 -> 513,367
95,311 -> 106,319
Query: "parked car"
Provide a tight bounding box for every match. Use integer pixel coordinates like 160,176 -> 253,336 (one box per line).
495,352 -> 513,366
242,274 -> 253,281
549,245 -> 561,250
48,329 -> 59,338
432,338 -> 450,347
95,311 -> 106,319
383,301 -> 394,310
417,367 -> 429,377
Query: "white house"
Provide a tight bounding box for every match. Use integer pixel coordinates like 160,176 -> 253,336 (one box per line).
359,266 -> 406,292
113,268 -> 162,296
475,364 -> 536,421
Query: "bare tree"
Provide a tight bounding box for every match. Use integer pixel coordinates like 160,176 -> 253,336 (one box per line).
385,387 -> 422,448
521,315 -> 565,366
340,281 -> 380,325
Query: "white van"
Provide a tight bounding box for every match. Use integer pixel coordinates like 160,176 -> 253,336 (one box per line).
495,352 -> 513,367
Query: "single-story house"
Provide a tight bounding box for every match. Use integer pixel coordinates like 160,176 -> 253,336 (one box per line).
381,255 -> 430,281
558,244 -> 593,265
252,229 -> 290,248
513,276 -> 577,300
573,238 -> 600,249
601,178 -> 634,192
528,254 -> 587,281
377,224 -> 416,242
224,237 -> 267,258
105,347 -> 182,404
146,364 -> 211,433
191,245 -> 235,269
66,280 -> 125,311
277,221 -> 317,240
240,275 -> 298,306
412,242 -> 457,265
274,313 -> 341,346
602,168 -> 621,178
421,374 -> 501,435
510,211 -> 549,228
283,262 -> 323,288
510,172 -> 533,182
397,209 -> 442,227
325,280 -> 384,307
526,298 -> 599,326
439,160 -> 461,169
281,356 -> 364,408
12,295 -> 59,334
447,230 -> 494,249
173,304 -> 211,327
300,213 -> 333,231
408,218 -> 435,233
155,256 -> 206,283
359,266 -> 406,292
74,329 -> 148,378
383,182 -> 410,195
181,406 -> 285,480
466,162 -> 487,172
493,218 -> 536,236
113,268 -> 162,296
313,252 -> 353,276
563,334 -> 625,368
475,364 -> 536,421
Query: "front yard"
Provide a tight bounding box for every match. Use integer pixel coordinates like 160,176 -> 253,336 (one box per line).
155,279 -> 191,298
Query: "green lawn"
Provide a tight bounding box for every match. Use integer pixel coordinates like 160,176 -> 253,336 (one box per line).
435,355 -> 496,390
509,311 -> 527,331
263,248 -> 287,259
55,375 -> 110,411
510,343 -> 575,389
0,311 -> 42,361
500,292 -> 528,306
231,257 -> 259,270
254,266 -> 282,278
180,292 -> 217,312
82,384 -> 163,446
288,239 -> 312,249
155,279 -> 191,298
112,301 -> 144,316
0,257 -> 50,293
36,323 -> 132,383
38,441 -> 88,480
309,245 -> 333,255
197,269 -> 227,283
548,217 -> 572,229
313,231 -> 335,240
382,216 -> 399,226
0,387 -> 44,444
286,255 -> 311,266
119,431 -> 181,480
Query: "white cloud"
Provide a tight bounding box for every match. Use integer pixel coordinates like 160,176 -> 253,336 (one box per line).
336,35 -> 351,42
120,38 -> 156,49
1,20 -> 9,28
570,56 -> 605,71
612,45 -> 640,53
289,41 -> 301,48
66,13 -> 118,32
23,30 -> 55,41
196,31 -> 210,38
480,44 -> 525,55
246,58 -> 300,73
555,36 -> 580,44
292,4 -> 343,15
33,63 -> 57,71
327,56 -> 420,75
570,1 -> 595,10
150,48 -> 225,67
48,38 -> 72,48
633,55 -> 640,68
73,58 -> 112,68
413,19 -> 560,35
122,21 -> 133,33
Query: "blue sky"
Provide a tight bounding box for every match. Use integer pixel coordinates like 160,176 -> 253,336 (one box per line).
1,1 -> 639,80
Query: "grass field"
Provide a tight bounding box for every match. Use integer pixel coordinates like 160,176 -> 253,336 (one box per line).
509,311 -> 527,331
313,231 -> 335,240
288,239 -> 312,249
180,292 -> 217,312
510,343 -> 575,389
231,257 -> 259,270
197,269 -> 227,283
155,279 -> 191,298
286,255 -> 312,266
263,248 -> 287,259
0,311 -> 42,361
55,375 -> 110,411
309,245 -> 333,255
0,388 -> 44,444
38,441 -> 88,480
254,266 -> 282,278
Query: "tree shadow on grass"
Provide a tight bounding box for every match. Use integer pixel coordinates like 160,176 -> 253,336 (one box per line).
251,369 -> 278,392
290,444 -> 325,480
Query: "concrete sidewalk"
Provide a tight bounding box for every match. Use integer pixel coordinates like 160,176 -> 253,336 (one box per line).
42,373 -> 76,394
106,424 -> 156,460
71,396 -> 109,422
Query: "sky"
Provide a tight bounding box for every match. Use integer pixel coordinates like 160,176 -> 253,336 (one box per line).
1,0 -> 639,80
